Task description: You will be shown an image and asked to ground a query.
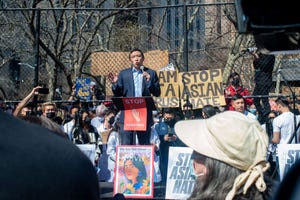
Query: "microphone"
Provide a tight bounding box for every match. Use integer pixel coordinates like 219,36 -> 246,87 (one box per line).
277,68 -> 282,75
55,88 -> 63,99
140,66 -> 144,73
55,88 -> 61,95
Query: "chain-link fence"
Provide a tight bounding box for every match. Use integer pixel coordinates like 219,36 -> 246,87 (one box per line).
0,2 -> 300,111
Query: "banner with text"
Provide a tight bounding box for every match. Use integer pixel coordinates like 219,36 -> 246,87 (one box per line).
76,144 -> 96,164
165,147 -> 195,200
154,70 -> 180,108
277,144 -> 300,181
179,69 -> 225,109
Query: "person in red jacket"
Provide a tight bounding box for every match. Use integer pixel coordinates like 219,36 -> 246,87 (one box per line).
224,72 -> 253,110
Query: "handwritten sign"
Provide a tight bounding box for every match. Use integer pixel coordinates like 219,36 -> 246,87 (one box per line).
154,70 -> 180,108
179,69 -> 226,109
75,77 -> 91,100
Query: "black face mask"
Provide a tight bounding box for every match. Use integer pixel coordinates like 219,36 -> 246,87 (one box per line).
267,117 -> 275,124
46,112 -> 56,119
184,110 -> 192,119
165,118 -> 175,127
25,111 -> 32,116
108,117 -> 115,125
232,79 -> 240,86
84,116 -> 91,124
36,110 -> 43,116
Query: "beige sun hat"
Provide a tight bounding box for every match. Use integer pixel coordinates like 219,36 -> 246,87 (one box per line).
174,111 -> 270,200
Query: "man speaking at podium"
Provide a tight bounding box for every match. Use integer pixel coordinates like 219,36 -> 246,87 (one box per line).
108,48 -> 161,145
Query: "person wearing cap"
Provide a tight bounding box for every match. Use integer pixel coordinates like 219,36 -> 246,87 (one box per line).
174,111 -> 275,200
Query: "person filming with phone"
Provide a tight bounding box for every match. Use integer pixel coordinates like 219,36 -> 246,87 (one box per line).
13,86 -> 49,117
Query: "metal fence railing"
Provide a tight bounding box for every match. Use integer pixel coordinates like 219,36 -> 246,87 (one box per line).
0,2 -> 300,112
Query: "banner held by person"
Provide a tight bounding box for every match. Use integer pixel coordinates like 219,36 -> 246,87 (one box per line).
75,77 -> 91,100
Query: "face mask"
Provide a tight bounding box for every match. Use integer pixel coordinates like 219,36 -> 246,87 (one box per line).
108,117 -> 115,125
36,111 -> 43,116
189,160 -> 205,180
184,110 -> 192,119
46,112 -> 56,119
25,111 -> 32,116
84,116 -> 91,124
268,117 -> 274,124
231,79 -> 240,86
249,108 -> 256,115
165,118 -> 175,127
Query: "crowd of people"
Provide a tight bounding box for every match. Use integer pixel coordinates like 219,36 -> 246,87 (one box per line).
0,48 -> 299,200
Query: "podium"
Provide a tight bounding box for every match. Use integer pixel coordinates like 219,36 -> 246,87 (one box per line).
111,96 -> 157,111
111,97 -> 157,143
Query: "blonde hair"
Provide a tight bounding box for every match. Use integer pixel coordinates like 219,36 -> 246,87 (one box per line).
41,102 -> 56,113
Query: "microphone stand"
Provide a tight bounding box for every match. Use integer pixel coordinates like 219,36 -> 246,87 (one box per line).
182,77 -> 192,119
278,70 -> 298,143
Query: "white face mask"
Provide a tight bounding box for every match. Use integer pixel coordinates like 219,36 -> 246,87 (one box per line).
189,160 -> 205,179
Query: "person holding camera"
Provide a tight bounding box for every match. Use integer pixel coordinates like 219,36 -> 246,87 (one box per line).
13,86 -> 42,117
251,49 -> 275,124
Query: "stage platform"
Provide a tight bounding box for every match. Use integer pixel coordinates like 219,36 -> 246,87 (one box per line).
99,182 -> 167,199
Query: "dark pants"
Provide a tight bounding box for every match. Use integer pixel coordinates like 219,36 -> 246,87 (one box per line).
159,135 -> 171,184
119,123 -> 151,145
253,82 -> 272,123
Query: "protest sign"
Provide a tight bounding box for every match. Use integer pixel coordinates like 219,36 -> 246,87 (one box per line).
165,146 -> 195,199
123,97 -> 147,131
114,145 -> 154,199
277,143 -> 300,181
154,70 -> 180,108
75,77 -> 91,100
76,144 -> 96,164
179,69 -> 226,109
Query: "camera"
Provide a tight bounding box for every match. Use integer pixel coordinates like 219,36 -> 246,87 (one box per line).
246,47 -> 257,53
38,88 -> 49,94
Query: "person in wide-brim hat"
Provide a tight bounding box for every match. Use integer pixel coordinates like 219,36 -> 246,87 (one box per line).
174,111 -> 276,200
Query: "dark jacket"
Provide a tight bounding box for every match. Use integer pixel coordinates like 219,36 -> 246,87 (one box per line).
112,66 -> 161,125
